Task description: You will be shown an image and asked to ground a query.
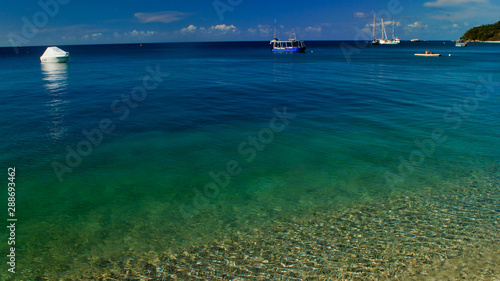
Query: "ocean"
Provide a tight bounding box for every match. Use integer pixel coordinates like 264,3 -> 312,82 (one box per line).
1,41 -> 499,279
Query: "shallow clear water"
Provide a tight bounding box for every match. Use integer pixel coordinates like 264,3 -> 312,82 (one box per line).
0,41 -> 499,279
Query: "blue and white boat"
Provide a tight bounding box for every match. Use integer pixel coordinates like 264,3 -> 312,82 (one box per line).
270,20 -> 306,53
270,37 -> 306,53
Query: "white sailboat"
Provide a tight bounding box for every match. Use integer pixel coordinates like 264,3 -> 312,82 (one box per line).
391,20 -> 401,44
379,19 -> 400,45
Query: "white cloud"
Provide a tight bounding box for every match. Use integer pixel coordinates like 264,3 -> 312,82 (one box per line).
407,22 -> 424,28
247,25 -> 272,34
134,11 -> 188,23
178,24 -> 237,36
382,20 -> 400,27
362,20 -> 400,35
79,33 -> 103,41
257,24 -> 271,34
126,30 -> 156,37
405,22 -> 429,32
354,12 -> 371,18
362,27 -> 372,34
180,25 -> 197,33
424,0 -> 487,6
61,35 -> 75,41
210,24 -> 237,33
427,3 -> 500,21
362,22 -> 379,35
442,23 -> 462,30
305,26 -> 322,32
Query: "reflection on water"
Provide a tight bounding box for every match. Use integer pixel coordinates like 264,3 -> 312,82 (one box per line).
41,63 -> 69,142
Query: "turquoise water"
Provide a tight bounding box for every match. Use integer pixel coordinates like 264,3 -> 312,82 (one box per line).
0,41 -> 499,279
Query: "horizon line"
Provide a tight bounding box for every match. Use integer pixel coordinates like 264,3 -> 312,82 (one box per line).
1,39 -> 459,49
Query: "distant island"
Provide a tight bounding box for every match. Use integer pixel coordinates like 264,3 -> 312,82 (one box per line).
461,21 -> 500,42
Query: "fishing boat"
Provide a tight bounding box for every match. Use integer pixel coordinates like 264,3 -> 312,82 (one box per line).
379,19 -> 400,45
270,36 -> 306,53
411,39 -> 420,42
455,40 -> 468,47
40,46 -> 70,63
371,14 -> 379,45
270,19 -> 306,53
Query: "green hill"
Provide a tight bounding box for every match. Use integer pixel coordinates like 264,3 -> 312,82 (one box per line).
461,21 -> 500,41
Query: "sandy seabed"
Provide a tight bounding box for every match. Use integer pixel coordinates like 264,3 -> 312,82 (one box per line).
4,167 -> 500,281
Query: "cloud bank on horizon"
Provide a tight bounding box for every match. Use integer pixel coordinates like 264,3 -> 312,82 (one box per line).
423,0 -> 488,7
134,11 -> 190,24
1,0 -> 499,47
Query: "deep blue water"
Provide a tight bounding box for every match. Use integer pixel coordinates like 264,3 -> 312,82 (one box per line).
0,41 -> 499,277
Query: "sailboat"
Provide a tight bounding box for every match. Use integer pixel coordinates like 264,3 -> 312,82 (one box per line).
371,14 -> 379,45
391,20 -> 401,44
455,39 -> 468,47
379,19 -> 400,45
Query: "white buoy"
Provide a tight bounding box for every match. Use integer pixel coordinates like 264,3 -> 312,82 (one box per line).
449,54 -> 451,56
40,46 -> 70,63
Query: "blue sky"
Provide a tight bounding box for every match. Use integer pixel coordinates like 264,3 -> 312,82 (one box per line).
1,0 -> 499,46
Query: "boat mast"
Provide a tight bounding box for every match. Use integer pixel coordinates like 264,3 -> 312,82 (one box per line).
380,19 -> 383,39
274,19 -> 277,39
392,20 -> 395,39
372,14 -> 376,40
381,19 -> 387,40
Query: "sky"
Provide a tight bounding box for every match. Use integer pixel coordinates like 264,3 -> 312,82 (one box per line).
1,0 -> 499,47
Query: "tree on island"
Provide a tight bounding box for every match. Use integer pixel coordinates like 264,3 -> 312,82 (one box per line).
461,21 -> 500,41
